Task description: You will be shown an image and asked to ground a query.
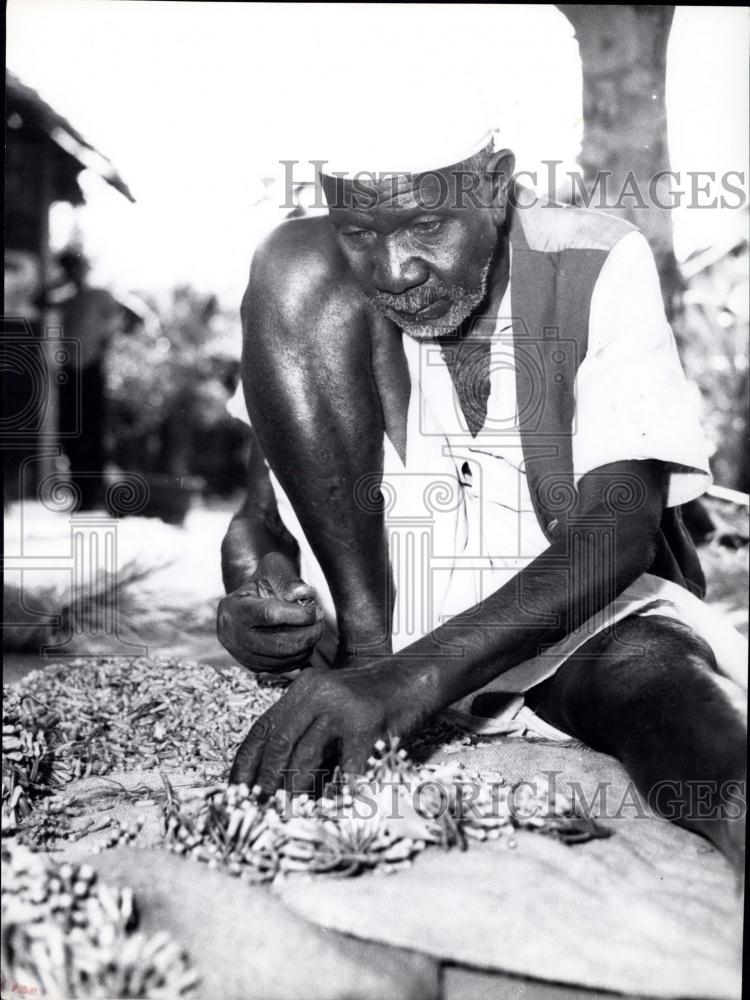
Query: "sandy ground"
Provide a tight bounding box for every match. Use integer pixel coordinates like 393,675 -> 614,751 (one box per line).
4,495 -> 747,683
4,497 -> 238,682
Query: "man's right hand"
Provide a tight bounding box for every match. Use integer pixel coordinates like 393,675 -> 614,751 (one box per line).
217,552 -> 324,674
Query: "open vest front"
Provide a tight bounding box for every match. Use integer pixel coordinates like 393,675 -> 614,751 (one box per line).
506,198 -> 705,599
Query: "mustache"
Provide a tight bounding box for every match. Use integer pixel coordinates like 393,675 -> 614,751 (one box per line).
367,256 -> 494,338
368,282 -> 458,315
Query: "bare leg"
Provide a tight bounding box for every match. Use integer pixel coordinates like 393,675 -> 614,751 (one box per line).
526,614 -> 747,873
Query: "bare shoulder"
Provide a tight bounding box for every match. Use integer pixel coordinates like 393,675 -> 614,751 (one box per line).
241,216 -> 365,331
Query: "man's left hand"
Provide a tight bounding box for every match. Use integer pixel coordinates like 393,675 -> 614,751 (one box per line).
229,663 -> 426,793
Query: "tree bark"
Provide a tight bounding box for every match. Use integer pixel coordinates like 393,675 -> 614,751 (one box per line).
558,4 -> 682,316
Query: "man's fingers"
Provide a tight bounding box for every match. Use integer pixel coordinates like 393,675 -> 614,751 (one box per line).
254,726 -> 306,796
240,621 -> 324,657
234,650 -> 309,674
284,715 -> 335,793
223,593 -> 320,629
262,552 -> 318,604
247,596 -> 322,627
340,736 -> 369,778
218,602 -> 323,670
280,578 -> 317,602
229,710 -> 277,786
220,633 -> 320,674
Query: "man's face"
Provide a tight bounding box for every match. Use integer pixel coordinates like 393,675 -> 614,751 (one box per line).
325,167 -> 499,340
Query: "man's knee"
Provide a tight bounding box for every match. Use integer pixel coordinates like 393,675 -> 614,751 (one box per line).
533,613 -> 727,749
607,613 -> 716,667
590,615 -> 723,716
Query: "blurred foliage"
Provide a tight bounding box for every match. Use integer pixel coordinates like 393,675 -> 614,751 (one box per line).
672,232 -> 749,492
699,499 -> 749,638
107,286 -> 236,438
105,286 -> 244,482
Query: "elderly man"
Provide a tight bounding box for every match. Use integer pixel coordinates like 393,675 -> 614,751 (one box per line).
218,131 -> 746,870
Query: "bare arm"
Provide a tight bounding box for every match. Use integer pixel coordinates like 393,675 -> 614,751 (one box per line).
221,428 -> 299,593
409,458 -> 665,707
218,404 -> 324,674
231,459 -> 667,787
239,219 -> 393,661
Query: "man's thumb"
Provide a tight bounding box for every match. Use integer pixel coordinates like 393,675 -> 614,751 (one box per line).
262,552 -> 316,603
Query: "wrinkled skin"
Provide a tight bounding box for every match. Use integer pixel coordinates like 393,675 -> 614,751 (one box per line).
223,152 -> 746,874
229,662 -> 428,792
325,158 -> 507,341
230,459 -> 669,794
227,153 -> 519,787
217,552 -> 324,673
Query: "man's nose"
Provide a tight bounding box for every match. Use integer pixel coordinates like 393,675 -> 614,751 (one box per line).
372,237 -> 428,294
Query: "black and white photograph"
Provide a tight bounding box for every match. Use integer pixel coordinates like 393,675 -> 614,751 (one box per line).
3,4 -> 749,999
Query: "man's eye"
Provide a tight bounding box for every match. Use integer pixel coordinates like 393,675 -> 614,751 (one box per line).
411,220 -> 442,236
343,229 -> 376,241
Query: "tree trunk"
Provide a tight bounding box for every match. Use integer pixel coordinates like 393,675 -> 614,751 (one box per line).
557,4 -> 682,316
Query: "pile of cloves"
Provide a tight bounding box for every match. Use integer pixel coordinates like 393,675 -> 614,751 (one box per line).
4,660 -> 609,865
2,656 -> 282,841
161,738 -> 610,883
162,780 -> 427,881
1,842 -> 198,999
3,689 -> 75,832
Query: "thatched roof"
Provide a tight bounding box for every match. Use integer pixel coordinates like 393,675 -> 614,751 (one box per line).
6,71 -> 135,203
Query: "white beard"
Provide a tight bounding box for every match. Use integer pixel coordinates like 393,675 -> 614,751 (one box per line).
376,256 -> 494,341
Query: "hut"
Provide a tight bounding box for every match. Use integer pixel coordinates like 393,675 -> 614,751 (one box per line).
4,71 -> 134,500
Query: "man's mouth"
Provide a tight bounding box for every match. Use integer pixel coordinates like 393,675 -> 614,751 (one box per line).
367,254 -> 495,340
389,297 -> 450,321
